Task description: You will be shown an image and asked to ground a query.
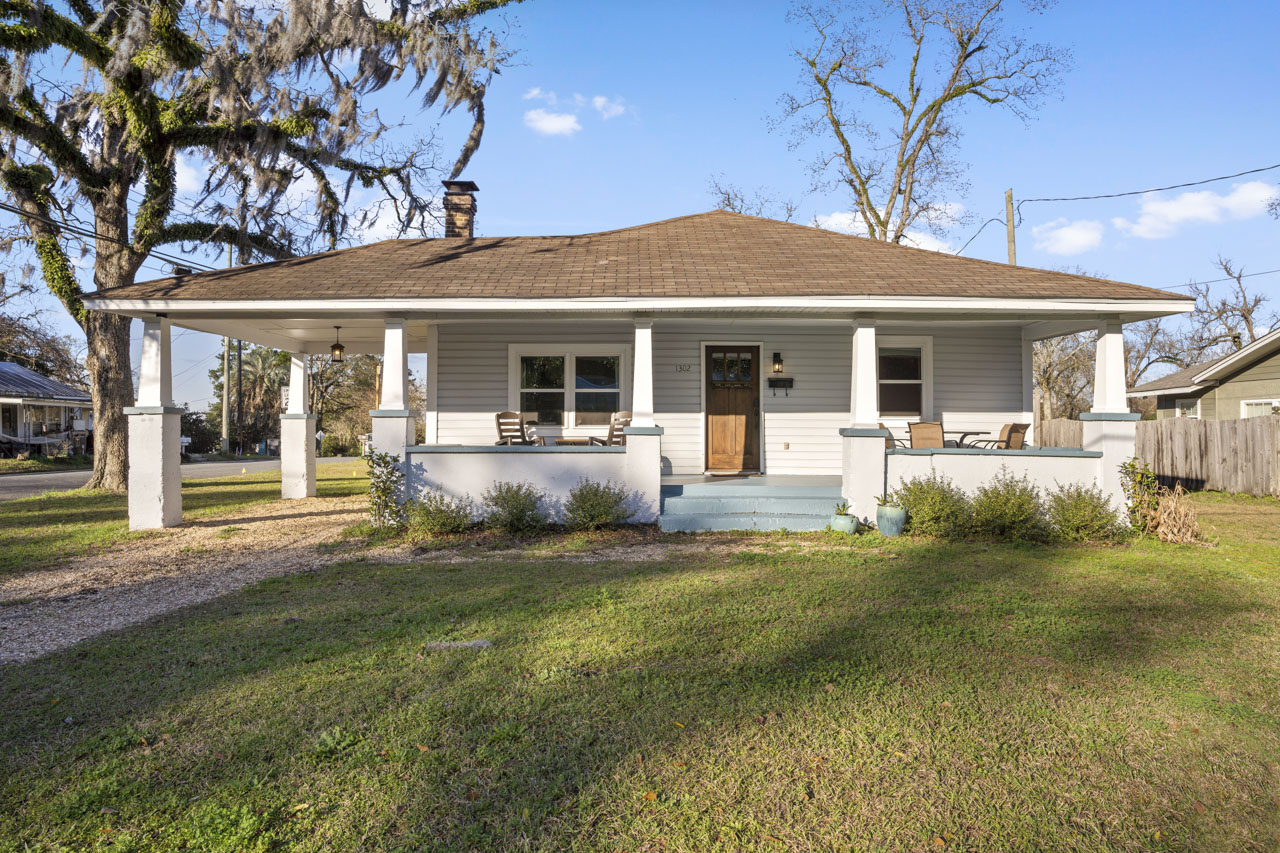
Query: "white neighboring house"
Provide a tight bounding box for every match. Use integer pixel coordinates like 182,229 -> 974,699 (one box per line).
0,361 -> 92,455
82,181 -> 1193,531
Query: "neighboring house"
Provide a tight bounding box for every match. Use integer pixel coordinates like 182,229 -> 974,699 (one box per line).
0,361 -> 92,452
1128,327 -> 1280,420
83,182 -> 1193,531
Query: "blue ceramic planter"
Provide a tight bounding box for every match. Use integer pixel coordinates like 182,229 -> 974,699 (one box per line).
830,513 -> 860,534
876,505 -> 907,537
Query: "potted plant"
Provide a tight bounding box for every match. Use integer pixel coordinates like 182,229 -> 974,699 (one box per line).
831,501 -> 860,534
876,494 -> 907,537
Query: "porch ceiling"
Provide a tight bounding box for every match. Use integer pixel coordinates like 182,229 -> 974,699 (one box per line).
96,304 -> 1190,354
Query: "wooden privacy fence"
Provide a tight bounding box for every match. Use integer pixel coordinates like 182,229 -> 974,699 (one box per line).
1038,415 -> 1280,497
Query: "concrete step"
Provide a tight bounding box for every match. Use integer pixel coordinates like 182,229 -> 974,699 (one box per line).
665,482 -> 841,499
660,495 -> 841,516
659,511 -> 831,533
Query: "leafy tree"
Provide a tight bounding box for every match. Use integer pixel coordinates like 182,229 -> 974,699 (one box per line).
0,0 -> 515,490
0,311 -> 86,387
779,0 -> 1067,242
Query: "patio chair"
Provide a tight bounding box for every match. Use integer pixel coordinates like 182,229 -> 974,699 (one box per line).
494,411 -> 545,446
908,421 -> 945,449
971,423 -> 1030,450
589,411 -> 632,446
878,422 -> 908,449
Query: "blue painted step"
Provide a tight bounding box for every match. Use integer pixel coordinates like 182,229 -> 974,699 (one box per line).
658,480 -> 844,532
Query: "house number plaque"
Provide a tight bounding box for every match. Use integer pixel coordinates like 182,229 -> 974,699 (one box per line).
675,363 -> 694,372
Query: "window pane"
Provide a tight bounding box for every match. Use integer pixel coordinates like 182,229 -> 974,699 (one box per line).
712,355 -> 725,381
879,347 -> 921,381
740,352 -> 753,381
1244,401 -> 1275,418
520,391 -> 564,426
726,355 -> 739,381
520,356 -> 564,390
575,391 -> 620,426
879,383 -> 922,417
575,356 -> 620,390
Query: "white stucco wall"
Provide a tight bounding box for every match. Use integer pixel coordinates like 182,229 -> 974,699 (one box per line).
434,320 -> 1030,477
886,450 -> 1104,495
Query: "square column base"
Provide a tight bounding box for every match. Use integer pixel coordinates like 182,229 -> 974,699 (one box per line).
840,428 -> 889,524
1081,413 -> 1139,515
623,426 -> 664,523
126,408 -> 182,530
280,414 -> 317,499
370,410 -> 416,460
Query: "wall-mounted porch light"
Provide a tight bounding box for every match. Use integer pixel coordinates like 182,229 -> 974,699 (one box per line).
330,326 -> 346,363
772,352 -> 784,374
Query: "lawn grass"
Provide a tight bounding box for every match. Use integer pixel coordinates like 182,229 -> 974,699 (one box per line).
0,459 -> 368,580
2,491 -> 1279,850
0,454 -> 93,475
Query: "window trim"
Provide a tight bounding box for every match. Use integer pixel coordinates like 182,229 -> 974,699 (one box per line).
1240,398 -> 1280,419
507,344 -> 630,435
876,335 -> 934,423
1174,398 -> 1201,419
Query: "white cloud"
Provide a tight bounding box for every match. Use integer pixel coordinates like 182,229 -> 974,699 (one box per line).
810,211 -> 954,253
1031,218 -> 1104,255
1112,181 -> 1277,239
175,155 -> 204,195
592,95 -> 626,120
523,108 -> 582,137
522,86 -> 557,105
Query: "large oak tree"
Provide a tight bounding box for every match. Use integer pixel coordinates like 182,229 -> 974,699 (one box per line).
0,0 -> 515,489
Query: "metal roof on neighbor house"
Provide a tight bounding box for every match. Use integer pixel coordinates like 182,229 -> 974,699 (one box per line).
0,362 -> 91,402
84,210 -> 1185,304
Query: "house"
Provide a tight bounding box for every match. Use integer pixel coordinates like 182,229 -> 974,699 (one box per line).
0,361 -> 91,455
1128,327 -> 1280,420
82,182 -> 1193,531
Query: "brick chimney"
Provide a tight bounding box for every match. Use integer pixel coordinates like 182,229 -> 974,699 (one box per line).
442,179 -> 479,238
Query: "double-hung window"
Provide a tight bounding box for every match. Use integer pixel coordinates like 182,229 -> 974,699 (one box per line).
1242,399 -> 1280,418
1175,398 -> 1201,419
876,336 -> 933,420
511,346 -> 626,430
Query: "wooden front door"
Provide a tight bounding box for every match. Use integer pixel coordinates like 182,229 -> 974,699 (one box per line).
705,345 -> 760,473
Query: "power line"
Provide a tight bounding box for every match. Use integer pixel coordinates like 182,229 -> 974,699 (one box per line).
1014,162 -> 1280,224
1161,267 -> 1280,291
955,216 -> 1006,256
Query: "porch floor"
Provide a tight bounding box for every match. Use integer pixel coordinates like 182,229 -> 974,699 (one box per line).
659,474 -> 842,533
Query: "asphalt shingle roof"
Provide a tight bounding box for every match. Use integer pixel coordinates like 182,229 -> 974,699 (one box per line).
0,362 -> 90,402
88,211 -> 1184,304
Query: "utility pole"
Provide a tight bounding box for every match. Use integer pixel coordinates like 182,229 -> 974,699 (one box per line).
220,244 -> 231,454
1005,188 -> 1016,265
236,340 -> 243,456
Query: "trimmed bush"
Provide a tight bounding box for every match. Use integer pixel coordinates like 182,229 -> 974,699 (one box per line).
406,490 -> 474,538
564,479 -> 634,531
482,481 -> 547,534
892,474 -> 971,540
970,469 -> 1048,542
1046,482 -> 1121,543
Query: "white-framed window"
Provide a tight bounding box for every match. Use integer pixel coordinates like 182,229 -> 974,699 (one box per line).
507,345 -> 629,431
1175,398 -> 1201,419
877,336 -> 933,421
1241,399 -> 1280,418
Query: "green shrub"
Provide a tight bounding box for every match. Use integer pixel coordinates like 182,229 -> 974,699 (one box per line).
970,469 -> 1048,542
365,449 -> 404,529
564,479 -> 634,531
1119,456 -> 1160,531
405,490 -> 474,538
892,474 -> 971,540
319,433 -> 352,457
482,481 -> 547,534
1046,482 -> 1121,542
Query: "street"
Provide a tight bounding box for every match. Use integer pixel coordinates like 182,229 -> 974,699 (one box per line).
0,457 -> 359,502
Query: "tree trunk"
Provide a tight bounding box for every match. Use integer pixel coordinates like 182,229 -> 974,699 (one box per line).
83,311 -> 134,491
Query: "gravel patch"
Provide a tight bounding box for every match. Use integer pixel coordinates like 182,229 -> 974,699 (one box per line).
0,495 -> 368,664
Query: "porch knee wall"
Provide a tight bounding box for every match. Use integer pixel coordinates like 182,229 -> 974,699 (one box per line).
280,414 -> 317,499
1081,412 -> 1140,516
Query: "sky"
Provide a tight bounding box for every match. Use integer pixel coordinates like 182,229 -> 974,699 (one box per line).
13,0 -> 1280,408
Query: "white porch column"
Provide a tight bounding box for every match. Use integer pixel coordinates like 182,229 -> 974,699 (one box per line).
1092,320 -> 1128,414
280,354 -> 316,499
1021,331 -> 1036,444
850,318 -> 878,427
422,323 -> 439,444
632,319 -> 655,427
126,317 -> 182,529
842,317 -> 888,522
371,318 -> 415,458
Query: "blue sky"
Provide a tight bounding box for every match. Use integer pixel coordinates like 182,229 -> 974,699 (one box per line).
19,0 -> 1280,407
